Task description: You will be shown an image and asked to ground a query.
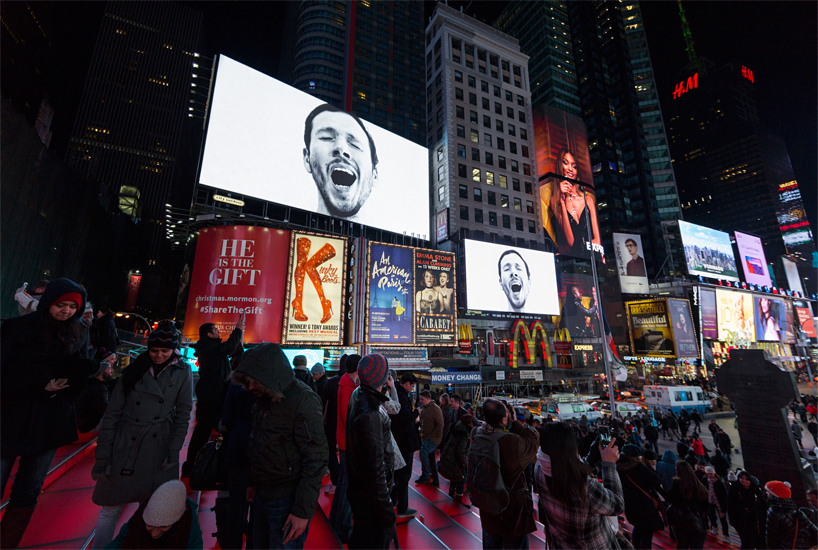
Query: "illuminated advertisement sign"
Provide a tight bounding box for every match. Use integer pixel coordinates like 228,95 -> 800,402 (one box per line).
700,288 -> 718,339
282,232 -> 346,344
282,349 -> 324,369
414,250 -> 457,345
534,104 -> 605,261
366,243 -> 414,345
184,226 -> 290,343
463,239 -> 559,317
795,305 -> 817,339
672,72 -> 698,99
626,300 -> 675,357
126,274 -> 141,310
667,298 -> 698,357
734,231 -> 772,287
782,301 -> 797,344
613,233 -> 649,293
741,66 -> 754,83
435,210 -> 448,243
776,180 -> 815,254
715,289 -> 755,342
557,273 -> 600,338
199,55 -> 430,238
678,220 -> 739,282
781,257 -> 804,295
753,296 -> 786,342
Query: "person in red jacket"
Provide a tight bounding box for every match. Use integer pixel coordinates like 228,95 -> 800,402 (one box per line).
328,354 -> 360,543
690,433 -> 710,460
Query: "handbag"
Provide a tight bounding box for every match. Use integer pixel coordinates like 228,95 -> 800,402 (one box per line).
625,474 -> 666,526
189,433 -> 228,491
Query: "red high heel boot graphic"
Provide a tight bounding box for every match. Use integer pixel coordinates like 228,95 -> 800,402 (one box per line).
291,238 -> 310,321
304,242 -> 336,323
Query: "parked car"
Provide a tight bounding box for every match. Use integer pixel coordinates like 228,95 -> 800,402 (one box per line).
541,401 -> 603,423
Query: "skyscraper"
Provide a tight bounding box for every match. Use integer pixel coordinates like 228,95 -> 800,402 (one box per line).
290,0 -> 426,147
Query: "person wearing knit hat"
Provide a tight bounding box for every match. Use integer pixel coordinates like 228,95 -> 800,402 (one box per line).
764,480 -> 816,550
106,480 -> 203,548
90,319 -> 193,549
292,354 -> 317,392
344,353 -> 397,548
0,277 -> 98,549
704,464 -> 730,542
616,437 -> 666,549
728,470 -> 766,549
311,362 -> 328,398
621,444 -> 642,457
765,480 -> 792,500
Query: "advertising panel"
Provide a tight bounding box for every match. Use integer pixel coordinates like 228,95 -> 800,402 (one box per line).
282,349 -> 324,369
715,289 -> 755,342
414,250 -> 457,345
431,371 -> 482,384
126,274 -> 142,310
613,233 -> 649,293
678,220 -> 739,281
435,210 -> 448,243
753,296 -> 786,342
557,273 -> 601,338
666,298 -> 698,357
463,239 -> 559,316
184,226 -> 290,343
199,55 -> 430,238
534,104 -> 604,261
366,243 -> 414,344
282,232 -> 346,344
782,300 -> 797,344
776,180 -> 816,256
781,257 -> 804,295
734,231 -> 772,287
626,300 -> 676,357
795,305 -> 817,339
700,288 -> 718,339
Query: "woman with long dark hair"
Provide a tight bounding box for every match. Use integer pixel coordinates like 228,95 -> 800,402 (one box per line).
667,460 -> 708,550
90,321 -> 192,549
728,470 -> 766,549
1,279 -> 97,548
535,422 -> 623,549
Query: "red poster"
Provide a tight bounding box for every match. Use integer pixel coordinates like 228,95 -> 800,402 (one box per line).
183,226 -> 290,344
795,306 -> 817,339
126,275 -> 141,310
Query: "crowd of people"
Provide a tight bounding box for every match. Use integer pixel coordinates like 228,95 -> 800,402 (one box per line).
2,277 -> 817,550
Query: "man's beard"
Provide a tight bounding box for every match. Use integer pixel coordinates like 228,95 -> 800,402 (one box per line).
312,159 -> 373,218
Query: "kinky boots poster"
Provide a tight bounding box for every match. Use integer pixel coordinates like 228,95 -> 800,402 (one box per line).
282,232 -> 347,344
414,250 -> 457,345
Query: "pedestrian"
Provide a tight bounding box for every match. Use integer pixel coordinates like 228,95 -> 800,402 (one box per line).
182,317 -> 244,477
76,349 -> 117,433
765,480 -> 818,549
439,414 -> 475,500
690,433 -> 709,460
808,418 -> 818,448
0,279 -> 97,549
329,354 -> 360,542
220,380 -> 255,549
105,480 -> 203,549
667,413 -> 680,440
806,402 -> 817,421
322,355 -> 348,494
389,373 -> 419,519
311,362 -> 328,398
644,422 -> 659,454
656,450 -> 678,491
703,466 -> 730,543
710,449 -> 730,479
415,390 -> 443,487
617,444 -> 666,549
346,354 -> 397,549
797,402 -> 808,423
660,413 -> 669,439
679,414 -> 690,439
235,343 -> 327,549
792,421 -> 804,450
93,307 -> 120,356
708,419 -> 719,442
91,321 -> 192,549
666,460 -> 708,550
642,449 -> 658,470
536,421 -> 624,549
727,470 -> 766,549
677,436 -> 690,459
469,399 -> 539,549
291,354 -> 317,391
716,428 -> 733,463
690,409 -> 702,434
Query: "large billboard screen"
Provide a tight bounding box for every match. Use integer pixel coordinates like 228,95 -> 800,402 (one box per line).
414,250 -> 457,345
282,232 -> 346,344
734,231 -> 772,287
781,257 -> 804,295
183,226 -> 290,344
700,288 -> 718,339
463,240 -> 559,316
199,55 -> 430,238
626,300 -> 675,357
715,289 -> 755,342
557,273 -> 601,338
753,296 -> 786,342
366,243 -> 414,345
666,298 -> 698,357
678,221 -> 739,281
613,233 -> 649,293
795,305 -> 816,339
534,104 -> 605,261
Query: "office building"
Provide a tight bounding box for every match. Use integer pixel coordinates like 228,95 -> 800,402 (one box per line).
426,3 -> 542,251
290,0 -> 426,146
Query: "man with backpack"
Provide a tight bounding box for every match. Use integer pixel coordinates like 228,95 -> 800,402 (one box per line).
467,398 -> 538,549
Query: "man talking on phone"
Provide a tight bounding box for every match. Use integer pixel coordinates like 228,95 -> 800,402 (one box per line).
182,313 -> 245,477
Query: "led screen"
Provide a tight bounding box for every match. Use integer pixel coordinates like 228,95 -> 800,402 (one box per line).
678,221 -> 739,282
734,231 -> 772,287
753,296 -> 786,342
199,55 -> 430,238
715,289 -> 755,342
613,233 -> 649,293
463,240 -> 559,316
781,257 -> 804,295
626,300 -> 675,357
282,349 -> 325,369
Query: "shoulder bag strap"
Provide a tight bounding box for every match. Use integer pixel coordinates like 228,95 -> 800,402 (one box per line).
625,474 -> 659,509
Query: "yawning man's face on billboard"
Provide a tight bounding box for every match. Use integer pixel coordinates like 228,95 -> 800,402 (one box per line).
499,250 -> 531,312
303,107 -> 378,218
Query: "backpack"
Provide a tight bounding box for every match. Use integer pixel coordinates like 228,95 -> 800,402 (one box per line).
466,427 -> 509,514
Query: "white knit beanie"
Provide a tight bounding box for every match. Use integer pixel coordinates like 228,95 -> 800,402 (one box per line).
142,480 -> 187,527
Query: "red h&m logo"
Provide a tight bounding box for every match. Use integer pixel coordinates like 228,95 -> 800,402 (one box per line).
741,66 -> 754,83
672,72 -> 698,99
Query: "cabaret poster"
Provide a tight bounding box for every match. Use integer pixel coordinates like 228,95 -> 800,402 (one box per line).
415,250 -> 457,345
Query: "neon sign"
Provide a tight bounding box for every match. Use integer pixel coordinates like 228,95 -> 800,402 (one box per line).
741,65 -> 754,83
509,319 -> 553,369
672,72 -> 698,99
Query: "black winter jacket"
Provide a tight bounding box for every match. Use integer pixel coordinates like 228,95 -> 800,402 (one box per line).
76,377 -> 110,433
193,328 -> 242,403
727,482 -> 766,540
94,315 -> 119,355
346,385 -> 396,529
293,367 -> 316,391
323,374 -> 342,438
314,374 -> 328,400
438,420 -> 469,482
617,457 -> 666,532
766,495 -> 818,550
389,383 -> 419,458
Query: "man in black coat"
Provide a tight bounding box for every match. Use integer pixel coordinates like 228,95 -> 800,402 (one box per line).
312,362 -> 328,398
93,308 -> 120,354
390,373 -> 419,518
182,317 -> 244,476
716,428 -> 733,464
322,355 -> 347,491
346,355 -> 396,549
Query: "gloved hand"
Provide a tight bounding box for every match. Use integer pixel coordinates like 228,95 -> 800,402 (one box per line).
91,462 -> 110,482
